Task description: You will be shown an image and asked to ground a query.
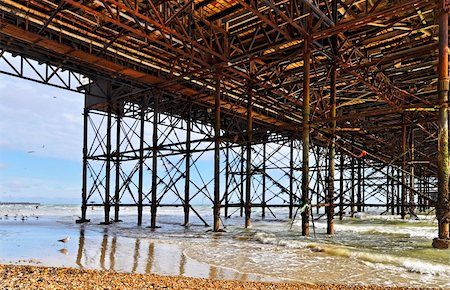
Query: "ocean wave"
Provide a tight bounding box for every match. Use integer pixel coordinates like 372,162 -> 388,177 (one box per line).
252,231 -> 450,276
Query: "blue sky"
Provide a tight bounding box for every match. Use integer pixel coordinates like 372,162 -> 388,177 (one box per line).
0,73 -> 84,204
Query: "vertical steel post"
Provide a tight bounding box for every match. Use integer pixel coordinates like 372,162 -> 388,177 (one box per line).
184,98 -> 191,226
262,140 -> 267,218
151,94 -> 159,228
114,107 -> 121,222
386,166 -> 390,213
391,166 -> 395,215
339,152 -> 344,220
240,146 -> 244,217
289,138 -> 294,219
409,128 -> 415,216
357,158 -> 362,213
78,108 -> 89,223
103,101 -> 112,225
418,167 -> 423,213
350,155 -> 355,217
397,168 -> 401,215
301,40 -> 311,236
434,0 -> 450,248
137,97 -> 145,226
327,0 -> 337,235
245,84 -> 253,228
316,156 -> 320,215
213,72 -> 221,232
401,124 -> 407,219
362,159 -> 365,212
224,143 -> 230,218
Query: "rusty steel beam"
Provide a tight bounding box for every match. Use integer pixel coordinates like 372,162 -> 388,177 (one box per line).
327,0 -> 338,235
433,0 -> 450,249
312,0 -> 433,40
301,39 -> 311,237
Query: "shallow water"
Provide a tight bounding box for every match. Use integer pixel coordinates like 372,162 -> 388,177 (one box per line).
0,204 -> 449,287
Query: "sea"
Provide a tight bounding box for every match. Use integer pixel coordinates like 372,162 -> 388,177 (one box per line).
0,204 -> 449,288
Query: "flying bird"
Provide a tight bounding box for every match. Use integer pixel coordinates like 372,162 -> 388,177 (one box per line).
27,151 -> 35,154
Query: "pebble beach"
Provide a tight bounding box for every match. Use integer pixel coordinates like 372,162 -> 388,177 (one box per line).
0,264 -> 420,290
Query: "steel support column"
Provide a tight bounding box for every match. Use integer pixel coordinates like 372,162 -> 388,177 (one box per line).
289,138 -> 294,219
362,160 -> 365,212
137,97 -> 145,226
433,0 -> 450,248
184,99 -> 191,226
213,73 -> 221,232
240,146 -> 244,217
327,14 -> 337,232
397,168 -> 401,215
77,108 -> 90,223
418,167 -> 423,213
224,143 -> 230,218
391,166 -> 395,215
339,152 -> 344,220
103,102 -> 112,225
357,158 -> 362,213
409,128 -> 415,217
350,155 -> 355,217
301,40 -> 311,237
386,166 -> 390,214
262,141 -> 267,218
151,94 -> 159,228
114,109 -> 121,222
245,84 -> 253,228
401,124 -> 407,219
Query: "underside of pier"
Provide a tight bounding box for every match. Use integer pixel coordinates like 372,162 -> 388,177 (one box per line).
0,0 -> 449,248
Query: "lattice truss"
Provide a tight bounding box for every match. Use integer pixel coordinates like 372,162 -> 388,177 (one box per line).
0,0 -> 447,235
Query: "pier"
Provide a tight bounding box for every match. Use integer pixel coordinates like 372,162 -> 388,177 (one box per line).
0,0 -> 448,248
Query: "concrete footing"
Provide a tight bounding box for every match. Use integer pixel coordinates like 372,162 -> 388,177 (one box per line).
432,238 -> 449,249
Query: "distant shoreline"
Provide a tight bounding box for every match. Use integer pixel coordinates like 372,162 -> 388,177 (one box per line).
0,202 -> 40,205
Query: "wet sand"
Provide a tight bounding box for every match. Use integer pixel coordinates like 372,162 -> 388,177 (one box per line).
0,264 -> 418,289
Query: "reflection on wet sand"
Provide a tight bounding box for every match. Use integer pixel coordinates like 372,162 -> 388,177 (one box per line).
76,226 -> 85,268
73,227 -> 260,281
100,229 -> 108,270
58,248 -> 69,255
132,238 -> 140,273
145,242 -> 154,274
179,249 -> 185,276
110,236 -> 117,270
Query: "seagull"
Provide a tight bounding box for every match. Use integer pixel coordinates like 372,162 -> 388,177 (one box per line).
27,151 -> 35,154
58,236 -> 70,247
